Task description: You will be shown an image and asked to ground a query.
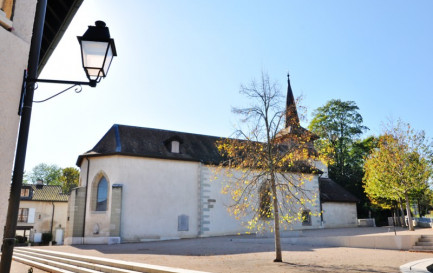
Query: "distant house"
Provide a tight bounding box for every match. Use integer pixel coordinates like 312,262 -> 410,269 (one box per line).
65,76 -> 359,245
18,184 -> 68,243
319,178 -> 359,228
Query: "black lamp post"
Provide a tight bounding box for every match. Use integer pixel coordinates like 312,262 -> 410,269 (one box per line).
0,0 -> 116,271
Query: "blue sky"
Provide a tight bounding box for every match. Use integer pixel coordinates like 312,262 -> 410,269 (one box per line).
25,0 -> 433,171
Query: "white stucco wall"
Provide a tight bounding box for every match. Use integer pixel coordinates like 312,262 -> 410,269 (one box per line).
322,202 -> 358,228
79,155 -> 201,243
199,165 -> 247,236
72,155 -> 323,244
0,0 -> 37,242
203,166 -> 322,235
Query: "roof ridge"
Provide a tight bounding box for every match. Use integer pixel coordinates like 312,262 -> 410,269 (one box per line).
113,124 -> 226,140
114,124 -> 122,152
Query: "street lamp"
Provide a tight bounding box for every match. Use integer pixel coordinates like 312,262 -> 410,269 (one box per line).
0,4 -> 117,271
18,20 -> 117,114
78,20 -> 117,85
23,20 -> 117,90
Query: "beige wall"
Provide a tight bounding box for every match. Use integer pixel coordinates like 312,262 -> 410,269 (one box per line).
18,200 -> 68,234
0,0 -> 37,242
322,202 -> 358,228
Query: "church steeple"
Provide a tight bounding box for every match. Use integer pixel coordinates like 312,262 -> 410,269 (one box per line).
285,73 -> 300,128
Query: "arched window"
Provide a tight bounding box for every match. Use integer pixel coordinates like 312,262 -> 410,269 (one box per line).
96,177 -> 108,211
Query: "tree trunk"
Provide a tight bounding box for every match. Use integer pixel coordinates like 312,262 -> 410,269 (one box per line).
399,199 -> 406,228
405,193 -> 414,231
270,175 -> 282,262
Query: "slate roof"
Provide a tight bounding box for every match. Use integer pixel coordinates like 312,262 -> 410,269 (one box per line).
21,185 -> 68,202
76,124 -> 321,175
319,178 -> 359,203
77,124 -> 225,166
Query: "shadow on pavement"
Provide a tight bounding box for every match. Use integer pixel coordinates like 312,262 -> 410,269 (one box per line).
64,235 -> 325,256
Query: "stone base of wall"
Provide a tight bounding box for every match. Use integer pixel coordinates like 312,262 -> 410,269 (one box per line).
64,236 -> 122,245
64,237 -> 84,245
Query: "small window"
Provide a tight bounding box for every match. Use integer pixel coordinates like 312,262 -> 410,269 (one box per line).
171,140 -> 180,153
96,177 -> 108,211
301,210 -> 311,226
178,215 -> 189,231
0,0 -> 14,29
18,208 -> 29,223
21,188 -> 30,197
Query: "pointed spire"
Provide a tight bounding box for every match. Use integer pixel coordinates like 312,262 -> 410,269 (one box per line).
285,73 -> 300,128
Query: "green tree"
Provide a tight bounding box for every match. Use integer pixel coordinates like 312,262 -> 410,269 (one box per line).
363,121 -> 433,231
308,99 -> 368,176
217,72 -> 321,262
27,163 -> 62,185
308,100 -> 374,218
60,167 -> 80,194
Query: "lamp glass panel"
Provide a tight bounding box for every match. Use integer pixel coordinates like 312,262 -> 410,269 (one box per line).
81,41 -> 110,77
102,45 -> 114,76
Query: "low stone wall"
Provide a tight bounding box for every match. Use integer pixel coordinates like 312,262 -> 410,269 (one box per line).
388,217 -> 433,228
281,234 -> 421,250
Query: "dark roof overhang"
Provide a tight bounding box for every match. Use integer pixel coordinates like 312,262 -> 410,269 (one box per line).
38,0 -> 84,75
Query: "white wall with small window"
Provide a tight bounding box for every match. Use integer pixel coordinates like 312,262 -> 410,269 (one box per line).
74,155 -> 201,244
17,201 -> 68,235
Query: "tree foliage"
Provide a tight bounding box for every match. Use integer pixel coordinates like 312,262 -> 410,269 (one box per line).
60,167 -> 80,194
363,120 -> 433,230
27,163 -> 62,185
308,99 -> 368,176
216,72 -> 321,262
26,163 -> 80,194
308,100 -> 375,218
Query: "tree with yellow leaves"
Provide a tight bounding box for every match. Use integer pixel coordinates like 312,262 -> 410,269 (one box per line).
363,120 -> 433,231
217,72 -> 322,262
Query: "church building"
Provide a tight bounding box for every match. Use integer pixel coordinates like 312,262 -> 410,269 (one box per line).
65,76 -> 358,245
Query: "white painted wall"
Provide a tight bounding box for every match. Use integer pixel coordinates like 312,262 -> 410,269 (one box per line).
203,166 -> 322,235
80,155 -> 201,243
73,155 -> 324,244
199,165 -> 247,236
322,202 -> 358,228
0,0 -> 37,242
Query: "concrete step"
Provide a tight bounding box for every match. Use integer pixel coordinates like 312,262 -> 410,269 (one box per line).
13,255 -> 75,273
409,236 -> 433,252
14,249 -> 140,273
410,245 -> 433,252
419,238 -> 433,242
13,247 -> 209,273
415,241 -> 433,246
13,252 -> 101,273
